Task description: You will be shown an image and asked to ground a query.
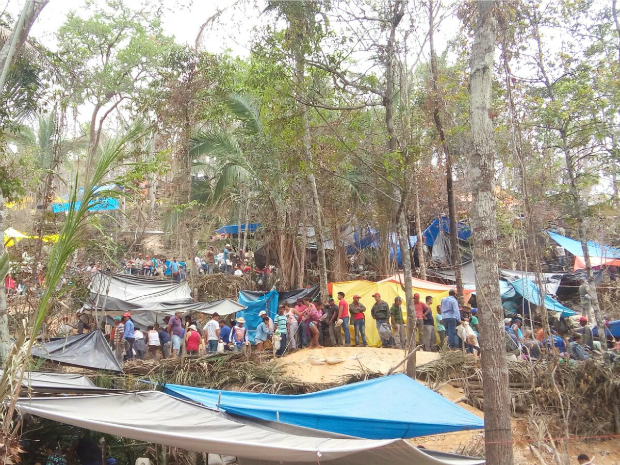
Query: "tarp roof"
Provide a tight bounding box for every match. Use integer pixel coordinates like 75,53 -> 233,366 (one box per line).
240,284 -> 320,306
31,331 -> 122,372
424,217 -> 472,247
501,278 -> 577,316
379,274 -> 475,294
500,269 -> 563,295
216,223 -> 261,234
16,391 -> 484,465
89,272 -> 191,303
1,371 -> 119,394
164,374 -> 484,439
547,231 -> 620,270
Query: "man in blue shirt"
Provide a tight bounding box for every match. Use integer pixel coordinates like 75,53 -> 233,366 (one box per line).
122,313 -> 135,360
170,257 -> 180,281
440,290 -> 461,349
219,320 -> 232,350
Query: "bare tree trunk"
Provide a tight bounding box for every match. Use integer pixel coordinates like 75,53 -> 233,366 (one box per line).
0,188 -> 9,363
0,0 -> 49,90
414,183 -> 426,279
428,0 -> 463,302
295,50 -> 328,301
243,196 -> 251,255
469,2 -> 514,463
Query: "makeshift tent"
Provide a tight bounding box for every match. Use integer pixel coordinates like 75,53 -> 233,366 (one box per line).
329,278 -> 466,347
16,391 -> 484,465
164,374 -> 484,439
89,272 -> 191,302
501,278 -> 576,317
500,269 -> 563,295
425,261 -> 477,289
216,223 -> 261,234
242,284 -> 320,306
1,371 -> 119,394
424,216 -> 472,248
31,331 -> 122,372
547,231 -> 620,270
237,289 -> 279,343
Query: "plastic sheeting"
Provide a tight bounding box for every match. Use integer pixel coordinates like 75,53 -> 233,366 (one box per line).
237,289 -> 279,343
500,270 -> 563,295
504,278 -> 576,316
89,272 -> 191,302
1,371 -> 118,394
547,231 -> 620,270
164,374 -> 484,439
16,391 -> 484,465
216,223 -> 261,234
31,331 -> 122,372
424,217 -> 472,247
242,285 -> 320,306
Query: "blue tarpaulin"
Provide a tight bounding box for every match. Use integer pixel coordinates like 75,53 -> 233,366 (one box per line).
237,289 -> 278,343
164,374 -> 484,439
216,223 -> 261,234
52,198 -> 119,213
593,320 -> 620,338
424,216 -> 471,247
547,231 -> 620,260
505,278 -> 576,316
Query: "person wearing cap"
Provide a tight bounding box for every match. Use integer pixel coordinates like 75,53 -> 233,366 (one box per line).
185,324 -> 201,355
371,293 -> 393,348
413,293 -> 428,346
122,312 -> 135,360
349,295 -> 367,347
167,310 -> 184,358
440,290 -> 461,349
390,297 -> 406,349
325,297 -> 342,347
111,316 -> 124,362
255,314 -> 273,351
259,310 -> 275,332
230,317 -> 248,351
203,313 -> 221,353
577,315 -> 594,350
337,292 -> 351,346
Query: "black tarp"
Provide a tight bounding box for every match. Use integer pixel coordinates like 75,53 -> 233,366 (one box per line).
31,331 -> 122,372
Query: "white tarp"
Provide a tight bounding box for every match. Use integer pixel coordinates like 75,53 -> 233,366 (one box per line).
1,371 -> 116,394
89,273 -> 191,303
16,391 -> 484,465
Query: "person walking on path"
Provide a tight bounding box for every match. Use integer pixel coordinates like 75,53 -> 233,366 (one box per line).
350,295 -> 367,347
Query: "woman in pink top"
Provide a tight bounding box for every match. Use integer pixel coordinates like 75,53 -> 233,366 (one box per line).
304,299 -> 324,349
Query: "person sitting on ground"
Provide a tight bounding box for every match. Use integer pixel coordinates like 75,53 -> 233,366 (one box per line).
147,325 -> 160,359
523,330 -> 541,359
230,317 -> 249,351
255,315 -> 273,351
577,316 -> 594,350
219,319 -> 232,350
577,453 -> 593,464
569,333 -> 589,361
133,327 -> 146,360
157,323 -> 171,358
185,324 -> 201,355
203,313 -> 221,353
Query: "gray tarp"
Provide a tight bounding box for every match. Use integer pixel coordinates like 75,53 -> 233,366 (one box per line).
0,371 -> 118,394
31,331 -> 122,372
89,272 -> 191,302
16,391 -> 484,465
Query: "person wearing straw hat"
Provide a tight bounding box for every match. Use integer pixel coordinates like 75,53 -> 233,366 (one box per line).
230,317 -> 248,351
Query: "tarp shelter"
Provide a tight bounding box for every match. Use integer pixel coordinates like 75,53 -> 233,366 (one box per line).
16,391 -> 484,465
328,278 -> 466,347
547,231 -> 620,270
164,374 -> 484,439
500,270 -> 563,295
241,285 -> 321,306
424,217 -> 472,248
237,289 -> 279,343
500,278 -> 576,317
89,272 -> 191,302
426,262 -> 477,289
31,331 -> 122,372
216,223 -> 261,235
593,320 -> 620,338
1,371 -> 119,394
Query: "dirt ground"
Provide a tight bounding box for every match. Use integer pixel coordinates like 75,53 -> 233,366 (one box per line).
281,348 -> 620,464
279,346 -> 440,384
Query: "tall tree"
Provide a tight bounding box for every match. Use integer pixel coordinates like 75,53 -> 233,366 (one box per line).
468,1 -> 514,463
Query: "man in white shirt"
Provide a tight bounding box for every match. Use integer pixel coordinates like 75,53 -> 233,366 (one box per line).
203,313 -> 221,353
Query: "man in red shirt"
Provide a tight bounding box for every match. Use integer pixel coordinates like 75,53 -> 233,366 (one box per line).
337,291 -> 351,346
413,293 -> 429,346
349,295 -> 367,346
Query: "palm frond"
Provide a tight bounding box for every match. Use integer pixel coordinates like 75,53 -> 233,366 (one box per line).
212,162 -> 252,203
190,130 -> 242,158
226,93 -> 262,135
